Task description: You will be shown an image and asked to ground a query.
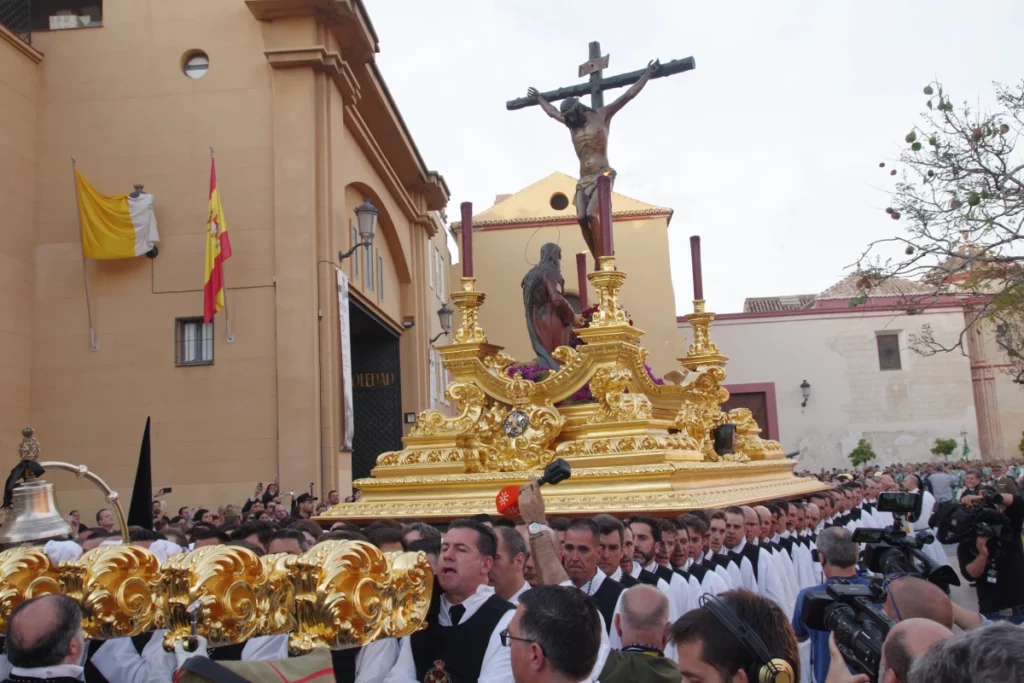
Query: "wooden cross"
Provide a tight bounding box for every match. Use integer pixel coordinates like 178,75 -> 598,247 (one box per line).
506,40 -> 695,111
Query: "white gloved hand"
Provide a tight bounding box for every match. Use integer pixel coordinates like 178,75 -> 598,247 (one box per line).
174,635 -> 209,669
44,539 -> 83,564
148,540 -> 185,565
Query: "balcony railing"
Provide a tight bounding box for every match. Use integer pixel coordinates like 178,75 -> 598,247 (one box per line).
0,0 -> 31,45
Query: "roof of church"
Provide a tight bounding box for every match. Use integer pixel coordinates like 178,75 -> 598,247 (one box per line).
817,271 -> 932,300
743,295 -> 818,313
452,172 -> 673,229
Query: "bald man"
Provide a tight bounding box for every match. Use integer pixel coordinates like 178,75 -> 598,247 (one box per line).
882,577 -> 954,629
879,618 -> 953,683
4,594 -> 85,682
599,585 -> 682,683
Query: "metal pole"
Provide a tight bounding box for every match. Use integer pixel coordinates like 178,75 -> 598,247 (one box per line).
71,157 -> 99,351
211,147 -> 234,343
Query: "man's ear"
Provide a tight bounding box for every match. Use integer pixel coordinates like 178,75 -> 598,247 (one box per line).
482,556 -> 495,574
882,668 -> 899,683
529,642 -> 545,672
660,622 -> 670,649
730,668 -> 750,683
515,552 -> 526,571
614,613 -> 622,639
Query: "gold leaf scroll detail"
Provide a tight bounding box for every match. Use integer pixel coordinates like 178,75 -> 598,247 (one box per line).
588,367 -> 653,424
257,552 -> 297,636
726,408 -> 780,460
477,373 -> 564,472
409,383 -> 486,437
556,434 -> 698,457
0,547 -> 62,632
162,545 -> 266,651
382,550 -> 434,638
64,545 -> 163,639
673,366 -> 732,462
289,540 -> 390,655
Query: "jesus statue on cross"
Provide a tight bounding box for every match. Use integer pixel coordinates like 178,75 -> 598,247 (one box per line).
525,58 -> 659,260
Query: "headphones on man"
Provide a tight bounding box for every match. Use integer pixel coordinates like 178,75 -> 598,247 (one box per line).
700,595 -> 795,683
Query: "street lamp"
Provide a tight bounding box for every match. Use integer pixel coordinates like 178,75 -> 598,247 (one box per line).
338,198 -> 379,261
430,302 -> 454,344
800,380 -> 811,408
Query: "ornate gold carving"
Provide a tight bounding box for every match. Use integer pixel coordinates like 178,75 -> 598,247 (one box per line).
63,545 -> 163,639
586,256 -> 630,328
588,367 -> 653,424
162,546 -> 266,651
289,541 -> 389,655
556,434 -> 698,456
383,551 -> 433,638
482,352 -> 517,373
0,547 -> 61,632
681,300 -> 729,370
376,448 -> 466,468
258,552 -> 297,636
409,383 -> 486,437
728,408 -> 784,460
450,278 -> 487,344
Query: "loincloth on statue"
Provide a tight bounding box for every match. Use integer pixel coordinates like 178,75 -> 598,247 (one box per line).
573,168 -> 617,210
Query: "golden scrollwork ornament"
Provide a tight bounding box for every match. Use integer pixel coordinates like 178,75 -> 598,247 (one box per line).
63,544 -> 163,639
0,546 -> 62,632
382,550 -> 434,638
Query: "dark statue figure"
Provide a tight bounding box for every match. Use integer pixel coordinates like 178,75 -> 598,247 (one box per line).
522,243 -> 577,369
526,59 -> 660,260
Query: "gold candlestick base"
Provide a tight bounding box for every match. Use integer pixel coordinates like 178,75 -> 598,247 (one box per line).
450,277 -> 487,345
681,299 -> 729,371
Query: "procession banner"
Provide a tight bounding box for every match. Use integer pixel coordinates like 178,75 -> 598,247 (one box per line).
337,269 -> 354,451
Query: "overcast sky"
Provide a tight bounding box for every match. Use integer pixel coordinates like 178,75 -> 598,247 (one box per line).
371,1 -> 1023,314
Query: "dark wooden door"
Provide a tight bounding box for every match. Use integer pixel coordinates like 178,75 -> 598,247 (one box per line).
721,392 -> 769,437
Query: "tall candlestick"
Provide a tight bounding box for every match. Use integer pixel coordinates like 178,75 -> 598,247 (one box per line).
461,201 -> 473,278
689,235 -> 703,301
575,252 -> 589,310
597,173 -> 613,257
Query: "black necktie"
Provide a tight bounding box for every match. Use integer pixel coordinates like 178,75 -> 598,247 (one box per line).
449,604 -> 466,626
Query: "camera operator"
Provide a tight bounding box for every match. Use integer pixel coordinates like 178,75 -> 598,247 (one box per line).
957,489 -> 1024,623
792,527 -> 870,683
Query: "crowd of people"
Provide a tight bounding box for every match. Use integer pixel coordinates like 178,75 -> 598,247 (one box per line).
2,460 -> 1023,683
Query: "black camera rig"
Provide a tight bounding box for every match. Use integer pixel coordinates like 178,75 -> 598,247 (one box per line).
800,581 -> 893,681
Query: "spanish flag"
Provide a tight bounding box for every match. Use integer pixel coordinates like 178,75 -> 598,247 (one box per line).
203,157 -> 232,323
75,170 -> 160,259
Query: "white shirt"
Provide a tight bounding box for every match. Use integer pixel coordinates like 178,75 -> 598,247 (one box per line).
559,572 -> 614,674
12,664 -> 85,680
732,540 -> 791,617
719,547 -> 755,592
91,631 -> 178,683
386,584 -> 514,683
706,549 -> 737,589
507,581 -> 531,605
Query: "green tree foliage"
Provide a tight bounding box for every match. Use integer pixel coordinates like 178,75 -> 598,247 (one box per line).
857,80 -> 1024,384
930,437 -> 958,461
849,439 -> 878,468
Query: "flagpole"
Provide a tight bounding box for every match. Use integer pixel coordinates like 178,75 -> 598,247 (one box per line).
71,157 -> 99,352
210,147 -> 234,343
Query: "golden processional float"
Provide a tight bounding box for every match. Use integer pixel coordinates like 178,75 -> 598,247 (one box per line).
321,178 -> 824,524
0,429 -> 431,652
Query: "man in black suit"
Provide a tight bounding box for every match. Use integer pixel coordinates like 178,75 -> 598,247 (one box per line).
4,595 -> 85,683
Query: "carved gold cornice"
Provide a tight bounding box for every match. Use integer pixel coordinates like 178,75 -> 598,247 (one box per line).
0,542 -> 432,653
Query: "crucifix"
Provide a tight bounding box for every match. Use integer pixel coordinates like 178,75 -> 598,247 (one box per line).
507,41 -> 695,262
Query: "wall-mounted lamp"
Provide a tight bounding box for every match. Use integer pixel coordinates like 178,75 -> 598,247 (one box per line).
338,198 -> 379,261
430,302 -> 454,344
800,379 -> 811,408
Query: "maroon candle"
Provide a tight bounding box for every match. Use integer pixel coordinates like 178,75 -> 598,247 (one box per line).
597,174 -> 613,257
689,235 -> 704,300
575,252 -> 589,310
461,201 -> 473,278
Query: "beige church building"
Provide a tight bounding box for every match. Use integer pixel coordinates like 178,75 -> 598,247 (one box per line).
0,0 -> 456,519
452,172 -> 685,378
708,275 -> 1024,470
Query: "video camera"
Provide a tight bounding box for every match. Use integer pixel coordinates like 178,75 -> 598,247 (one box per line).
851,491 -> 960,592
932,487 -> 1013,559
800,581 -> 893,681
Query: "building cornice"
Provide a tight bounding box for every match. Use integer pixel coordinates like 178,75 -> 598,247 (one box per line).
247,0 -> 449,217
452,208 -> 673,232
685,298 -> 969,325
0,24 -> 43,63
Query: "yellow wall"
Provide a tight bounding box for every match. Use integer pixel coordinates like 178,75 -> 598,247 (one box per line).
0,0 -> 450,522
0,27 -> 40,461
453,175 -> 684,378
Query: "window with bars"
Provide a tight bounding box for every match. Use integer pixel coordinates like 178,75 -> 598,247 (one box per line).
876,333 -> 901,371
428,237 -> 435,290
378,253 -> 384,300
366,246 -> 375,292
175,317 -> 214,366
428,348 -> 438,407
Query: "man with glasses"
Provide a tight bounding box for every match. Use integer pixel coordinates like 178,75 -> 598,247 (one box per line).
505,585 -> 602,683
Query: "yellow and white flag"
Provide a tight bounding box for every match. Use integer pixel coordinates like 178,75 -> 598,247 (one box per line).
75,169 -> 160,259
